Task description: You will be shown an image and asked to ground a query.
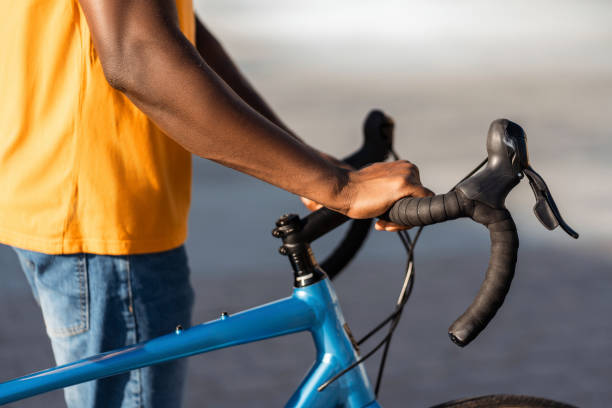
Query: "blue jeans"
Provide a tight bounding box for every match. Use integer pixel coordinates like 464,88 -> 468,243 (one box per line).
12,245 -> 195,408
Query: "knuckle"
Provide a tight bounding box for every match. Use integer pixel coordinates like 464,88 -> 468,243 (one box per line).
394,177 -> 410,190
415,186 -> 432,198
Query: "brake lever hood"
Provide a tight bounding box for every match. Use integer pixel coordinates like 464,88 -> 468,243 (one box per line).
457,119 -> 525,209
457,118 -> 578,239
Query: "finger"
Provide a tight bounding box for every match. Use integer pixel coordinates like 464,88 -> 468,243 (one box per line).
400,160 -> 421,183
383,225 -> 407,232
381,224 -> 410,232
375,219 -> 412,231
375,219 -> 392,230
300,196 -> 324,212
305,201 -> 323,211
409,185 -> 435,198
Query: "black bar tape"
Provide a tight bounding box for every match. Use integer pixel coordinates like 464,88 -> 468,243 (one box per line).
430,195 -> 446,222
384,190 -> 519,347
445,191 -> 463,218
386,191 -> 465,227
417,197 -> 434,225
448,210 -> 518,346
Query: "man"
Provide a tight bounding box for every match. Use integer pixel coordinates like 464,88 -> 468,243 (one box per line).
0,0 -> 432,406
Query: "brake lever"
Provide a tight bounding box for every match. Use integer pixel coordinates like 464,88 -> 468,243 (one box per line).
456,119 -> 579,240
523,166 -> 579,239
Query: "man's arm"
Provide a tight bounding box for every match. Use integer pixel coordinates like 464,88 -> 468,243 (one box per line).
194,17 -> 294,137
78,0 -> 431,219
194,16 -> 346,169
194,15 -> 410,229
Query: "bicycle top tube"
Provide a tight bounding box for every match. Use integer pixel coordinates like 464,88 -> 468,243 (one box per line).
0,278 -> 378,408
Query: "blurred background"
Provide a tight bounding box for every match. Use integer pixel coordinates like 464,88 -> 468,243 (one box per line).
1,0 -> 610,407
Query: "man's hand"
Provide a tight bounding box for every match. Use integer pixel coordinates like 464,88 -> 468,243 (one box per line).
301,160 -> 433,231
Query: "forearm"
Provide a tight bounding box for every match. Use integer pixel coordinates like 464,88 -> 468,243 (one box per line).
192,17 -> 353,170
114,27 -> 349,211
77,0 -> 430,222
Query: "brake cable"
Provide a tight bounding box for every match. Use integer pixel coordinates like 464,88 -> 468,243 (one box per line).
318,151 -> 489,395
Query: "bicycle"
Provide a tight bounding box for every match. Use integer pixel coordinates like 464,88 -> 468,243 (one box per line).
0,111 -> 579,407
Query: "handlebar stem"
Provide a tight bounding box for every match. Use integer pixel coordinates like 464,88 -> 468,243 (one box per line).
273,214 -> 327,287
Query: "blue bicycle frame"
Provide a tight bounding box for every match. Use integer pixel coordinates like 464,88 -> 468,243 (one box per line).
0,277 -> 380,407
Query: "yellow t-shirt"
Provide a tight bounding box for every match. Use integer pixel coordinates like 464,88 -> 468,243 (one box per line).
0,0 -> 195,255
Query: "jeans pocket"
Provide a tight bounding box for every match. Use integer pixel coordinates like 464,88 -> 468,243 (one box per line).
33,253 -> 90,338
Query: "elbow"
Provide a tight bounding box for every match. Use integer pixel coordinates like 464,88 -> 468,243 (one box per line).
97,26 -> 192,94
97,37 -> 150,93
100,54 -> 137,93
102,65 -> 127,92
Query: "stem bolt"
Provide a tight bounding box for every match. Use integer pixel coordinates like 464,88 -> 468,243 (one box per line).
276,214 -> 299,227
